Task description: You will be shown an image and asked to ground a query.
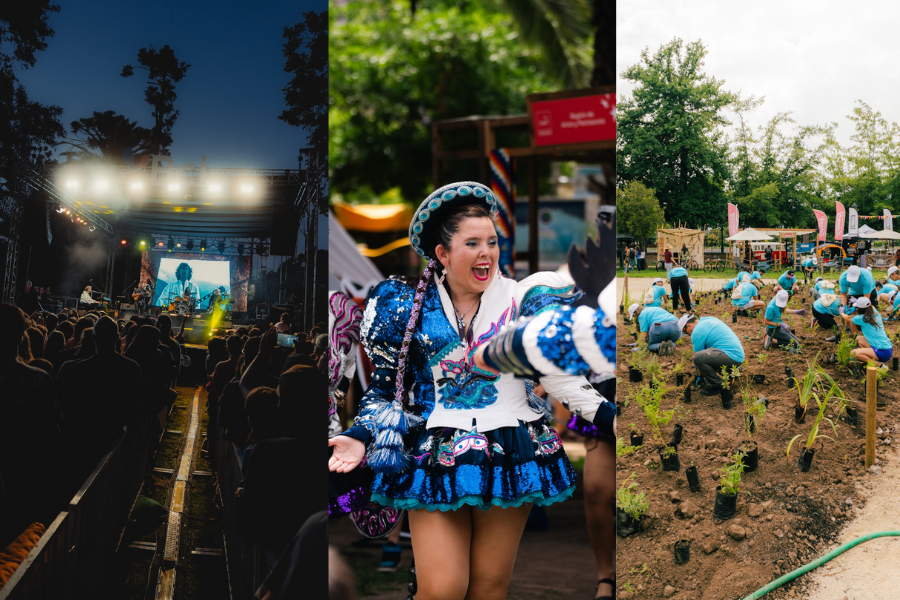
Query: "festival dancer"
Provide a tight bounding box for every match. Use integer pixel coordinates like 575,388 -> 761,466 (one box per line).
328,182 -> 613,600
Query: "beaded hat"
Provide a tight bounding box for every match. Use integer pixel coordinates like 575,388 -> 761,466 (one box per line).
409,181 -> 499,259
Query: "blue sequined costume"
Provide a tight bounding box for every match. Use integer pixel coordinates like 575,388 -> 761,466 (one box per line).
342,272 -> 605,512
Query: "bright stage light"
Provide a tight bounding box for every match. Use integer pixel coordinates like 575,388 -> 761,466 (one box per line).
95,179 -> 110,191
140,240 -> 146,246
131,181 -> 144,191
176,242 -> 182,248
65,179 -> 79,190
208,183 -> 222,193
121,239 -> 127,245
240,184 -> 254,193
158,241 -> 164,247
169,183 -> 181,192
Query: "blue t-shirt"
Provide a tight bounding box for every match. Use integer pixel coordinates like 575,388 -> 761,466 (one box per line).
765,299 -> 784,326
882,284 -> 899,295
644,285 -> 668,307
669,267 -> 688,278
777,272 -> 796,289
814,280 -> 826,293
839,269 -> 875,296
637,307 -> 677,332
813,297 -> 841,316
691,317 -> 745,362
801,259 -> 813,268
894,294 -> 900,312
723,278 -> 736,291
751,271 -> 762,280
852,312 -> 893,350
732,282 -> 758,307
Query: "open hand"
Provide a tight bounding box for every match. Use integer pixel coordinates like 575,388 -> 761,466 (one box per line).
328,436 -> 365,473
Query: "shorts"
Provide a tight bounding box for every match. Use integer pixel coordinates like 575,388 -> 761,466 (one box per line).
873,347 -> 893,363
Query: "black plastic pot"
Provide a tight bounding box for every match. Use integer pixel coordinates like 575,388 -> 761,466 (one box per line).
732,314 -> 738,324
797,447 -> 816,472
752,374 -> 765,384
670,423 -> 684,447
713,486 -> 738,521
616,507 -> 641,538
658,446 -> 681,471
745,413 -> 756,434
631,332 -> 638,341
630,432 -> 644,447
738,441 -> 759,473
676,373 -> 684,386
629,368 -> 643,383
721,388 -> 733,409
616,403 -> 622,417
794,405 -> 806,424
674,540 -> 691,565
619,304 -> 624,314
684,385 -> 692,403
785,366 -> 793,377
844,406 -> 859,427
685,466 -> 702,492
787,376 -> 796,390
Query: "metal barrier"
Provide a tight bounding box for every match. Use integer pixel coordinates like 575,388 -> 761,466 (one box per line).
0,405 -> 164,599
209,420 -> 269,600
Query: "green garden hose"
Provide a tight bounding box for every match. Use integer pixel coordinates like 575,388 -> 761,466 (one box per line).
741,530 -> 900,599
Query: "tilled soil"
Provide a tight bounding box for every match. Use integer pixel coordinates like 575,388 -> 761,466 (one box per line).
616,282 -> 900,600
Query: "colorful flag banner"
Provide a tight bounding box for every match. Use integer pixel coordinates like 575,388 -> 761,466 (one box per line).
813,209 -> 827,242
835,202 -> 845,242
848,207 -> 859,237
727,203 -> 739,237
884,209 -> 893,232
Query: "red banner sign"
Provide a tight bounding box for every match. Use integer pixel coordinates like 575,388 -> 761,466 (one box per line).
835,202 -> 845,242
727,203 -> 739,237
531,93 -> 615,146
813,209 -> 827,242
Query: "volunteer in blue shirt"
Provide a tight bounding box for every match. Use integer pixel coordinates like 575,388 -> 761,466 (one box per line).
643,278 -> 669,307
809,277 -> 825,301
668,265 -> 692,312
731,273 -> 764,311
801,254 -> 818,280
773,269 -> 800,295
839,296 -> 893,365
888,265 -> 900,285
811,282 -> 841,331
763,290 -> 807,350
876,281 -> 899,306
629,303 -> 679,355
679,314 -> 745,395
839,265 -> 877,310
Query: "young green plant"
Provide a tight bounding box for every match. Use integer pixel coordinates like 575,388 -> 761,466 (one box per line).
616,472 -> 650,521
787,381 -> 840,459
718,453 -> 745,497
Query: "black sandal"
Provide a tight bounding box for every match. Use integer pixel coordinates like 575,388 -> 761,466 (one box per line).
595,577 -> 615,600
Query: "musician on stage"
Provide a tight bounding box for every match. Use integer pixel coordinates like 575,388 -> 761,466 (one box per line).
132,283 -> 153,315
80,286 -> 100,308
156,262 -> 201,311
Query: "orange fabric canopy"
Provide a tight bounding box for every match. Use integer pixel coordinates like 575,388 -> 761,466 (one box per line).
333,203 -> 414,232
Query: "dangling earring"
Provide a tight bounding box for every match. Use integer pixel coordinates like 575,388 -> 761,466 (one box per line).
437,267 -> 447,286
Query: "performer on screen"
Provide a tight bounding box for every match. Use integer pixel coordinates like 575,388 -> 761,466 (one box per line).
156,262 -> 201,309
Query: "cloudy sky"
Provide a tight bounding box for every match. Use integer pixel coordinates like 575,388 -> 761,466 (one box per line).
617,1 -> 900,148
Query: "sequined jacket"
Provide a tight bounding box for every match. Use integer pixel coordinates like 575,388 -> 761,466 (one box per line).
342,271 -> 607,448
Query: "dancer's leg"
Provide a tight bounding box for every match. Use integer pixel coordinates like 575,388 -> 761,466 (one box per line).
466,503 -> 532,600
584,437 -> 615,598
408,507 -> 473,600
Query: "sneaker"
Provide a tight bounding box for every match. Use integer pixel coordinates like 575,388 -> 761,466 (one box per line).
699,385 -> 723,396
763,335 -> 772,350
662,340 -> 674,356
377,542 -> 403,572
825,335 -> 840,343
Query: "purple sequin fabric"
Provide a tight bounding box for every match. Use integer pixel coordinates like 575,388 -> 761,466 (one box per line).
566,413 -> 609,439
328,485 -> 370,517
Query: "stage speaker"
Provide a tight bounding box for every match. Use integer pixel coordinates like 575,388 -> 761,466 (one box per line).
270,205 -> 298,256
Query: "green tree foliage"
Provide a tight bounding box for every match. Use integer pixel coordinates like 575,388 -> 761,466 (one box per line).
0,2 -> 64,200
616,181 -> 664,249
121,45 -> 190,155
330,0 -> 554,202
617,39 -> 735,228
280,11 -> 328,157
67,111 -> 152,165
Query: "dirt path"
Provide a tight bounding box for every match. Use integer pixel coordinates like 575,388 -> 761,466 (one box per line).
803,446 -> 900,600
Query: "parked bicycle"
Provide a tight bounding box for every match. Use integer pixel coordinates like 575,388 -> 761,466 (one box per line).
703,258 -> 727,273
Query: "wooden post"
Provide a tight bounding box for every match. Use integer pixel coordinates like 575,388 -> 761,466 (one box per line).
866,366 -> 877,468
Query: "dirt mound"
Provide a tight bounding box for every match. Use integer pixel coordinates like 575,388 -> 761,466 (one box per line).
616,284 -> 900,600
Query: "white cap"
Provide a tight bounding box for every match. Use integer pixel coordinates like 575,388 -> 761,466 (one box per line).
678,314 -> 694,332
815,277 -> 823,283
888,266 -> 899,277
855,296 -> 872,309
847,266 -> 861,282
628,303 -> 640,319
775,290 -> 789,307
812,256 -> 818,264
866,266 -> 872,272
653,277 -> 663,284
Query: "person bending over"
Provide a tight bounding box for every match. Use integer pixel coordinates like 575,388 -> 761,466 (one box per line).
642,278 -> 669,308
773,269 -> 799,295
629,304 -> 679,355
680,314 -> 745,396
839,265 -> 877,311
763,290 -> 806,351
811,282 -> 842,333
731,273 -> 764,312
668,265 -> 691,312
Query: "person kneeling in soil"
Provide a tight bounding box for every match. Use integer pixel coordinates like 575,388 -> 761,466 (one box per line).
773,269 -> 800,295
876,280 -> 900,308
801,254 -> 818,281
668,265 -> 691,313
811,282 -> 842,332
839,296 -> 893,366
840,265 -> 877,310
763,290 -> 806,351
809,277 -> 825,301
629,304 -> 679,355
679,314 -> 745,396
642,278 -> 669,308
731,273 -> 764,313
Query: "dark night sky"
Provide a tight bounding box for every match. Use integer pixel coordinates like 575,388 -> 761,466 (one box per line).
16,0 -> 324,169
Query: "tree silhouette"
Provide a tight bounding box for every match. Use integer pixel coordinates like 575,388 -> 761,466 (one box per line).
121,45 -> 190,155
67,110 -> 152,165
279,11 -> 328,157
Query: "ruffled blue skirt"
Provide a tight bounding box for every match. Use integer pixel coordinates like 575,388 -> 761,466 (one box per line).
370,419 -> 577,512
